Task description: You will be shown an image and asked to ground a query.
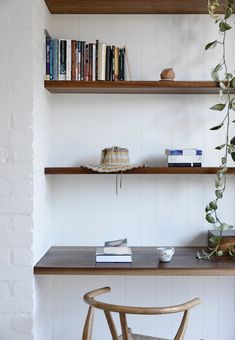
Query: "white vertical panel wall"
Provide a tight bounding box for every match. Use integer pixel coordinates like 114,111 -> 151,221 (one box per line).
38,14 -> 235,340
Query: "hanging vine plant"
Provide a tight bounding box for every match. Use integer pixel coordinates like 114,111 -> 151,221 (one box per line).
197,0 -> 235,260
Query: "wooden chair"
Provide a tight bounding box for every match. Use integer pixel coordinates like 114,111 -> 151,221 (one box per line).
82,287 -> 200,340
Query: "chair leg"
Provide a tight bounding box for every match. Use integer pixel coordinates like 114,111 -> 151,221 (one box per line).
82,306 -> 95,340
119,313 -> 129,340
104,311 -> 119,340
174,310 -> 189,340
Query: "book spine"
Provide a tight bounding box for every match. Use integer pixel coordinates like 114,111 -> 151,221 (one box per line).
167,155 -> 202,163
71,40 -> 76,81
52,39 -> 59,80
80,41 -> 85,81
89,43 -> 93,81
114,47 -> 119,81
49,39 -> 53,80
119,47 -> 125,81
66,39 -> 71,81
168,163 -> 202,167
84,44 -> 89,81
77,41 -> 81,80
111,45 -> 115,81
92,44 -> 96,81
45,34 -> 51,80
59,40 -> 66,80
105,46 -> 111,81
95,39 -> 99,80
166,149 -> 202,156
98,42 -> 106,81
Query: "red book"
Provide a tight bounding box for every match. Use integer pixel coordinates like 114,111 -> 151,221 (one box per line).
71,40 -> 76,81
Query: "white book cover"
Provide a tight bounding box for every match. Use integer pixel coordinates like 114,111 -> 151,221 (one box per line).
103,247 -> 132,255
168,155 -> 202,163
66,39 -> 71,81
98,42 -> 106,80
96,248 -> 132,263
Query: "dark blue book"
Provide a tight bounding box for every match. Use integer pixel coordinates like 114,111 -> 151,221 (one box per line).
52,39 -> 59,80
59,40 -> 66,80
45,33 -> 51,80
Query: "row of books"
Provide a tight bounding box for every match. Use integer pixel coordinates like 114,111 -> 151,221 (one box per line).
165,149 -> 202,167
45,32 -> 126,82
96,238 -> 132,263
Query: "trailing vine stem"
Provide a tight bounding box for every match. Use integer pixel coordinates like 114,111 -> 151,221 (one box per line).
197,0 -> 235,260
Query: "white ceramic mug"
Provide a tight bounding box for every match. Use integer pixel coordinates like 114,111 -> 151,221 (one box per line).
157,247 -> 175,262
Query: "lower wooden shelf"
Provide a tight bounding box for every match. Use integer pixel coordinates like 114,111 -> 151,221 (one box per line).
34,246 -> 235,276
44,167 -> 235,175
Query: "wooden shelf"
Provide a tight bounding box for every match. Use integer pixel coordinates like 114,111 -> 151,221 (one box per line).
34,246 -> 235,276
44,80 -> 232,94
44,167 -> 235,175
44,0 -> 231,15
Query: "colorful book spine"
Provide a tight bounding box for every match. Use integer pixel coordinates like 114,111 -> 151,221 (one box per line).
168,163 -> 202,167
80,41 -> 85,81
119,48 -> 125,81
114,47 -> 119,81
88,43 -> 93,81
76,41 -> 81,80
52,39 -> 59,80
105,46 -> 111,81
59,40 -> 66,80
95,40 -> 99,81
71,40 -> 76,81
165,149 -> 202,156
98,42 -> 106,81
66,39 -> 71,80
84,44 -> 89,81
111,45 -> 115,81
45,33 -> 51,80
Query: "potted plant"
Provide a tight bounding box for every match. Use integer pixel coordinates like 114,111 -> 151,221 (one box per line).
197,0 -> 235,259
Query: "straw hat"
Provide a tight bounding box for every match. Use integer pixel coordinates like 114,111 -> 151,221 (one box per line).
83,146 -> 144,173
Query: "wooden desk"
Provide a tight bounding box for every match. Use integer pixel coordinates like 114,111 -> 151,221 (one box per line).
34,246 -> 235,276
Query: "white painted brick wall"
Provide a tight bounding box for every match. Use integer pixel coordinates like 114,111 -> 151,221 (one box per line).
0,0 -> 34,339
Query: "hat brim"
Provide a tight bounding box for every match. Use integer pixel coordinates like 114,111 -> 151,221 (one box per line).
82,164 -> 144,173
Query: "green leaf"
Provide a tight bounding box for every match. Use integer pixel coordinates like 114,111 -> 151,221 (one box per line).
219,21 -> 232,32
206,213 -> 216,224
214,64 -> 222,72
225,73 -> 233,80
221,223 -> 234,230
225,7 -> 232,19
233,120 -> 235,123
205,205 -> 212,213
215,143 -> 225,150
229,247 -> 235,256
230,137 -> 235,145
209,201 -> 218,210
210,103 -> 226,111
210,122 -> 224,130
231,152 -> 235,161
205,40 -> 217,50
230,98 -> 235,111
215,190 -> 223,198
216,250 -> 223,256
209,236 -> 221,244
231,77 -> 235,88
228,144 -> 235,153
219,81 -> 226,89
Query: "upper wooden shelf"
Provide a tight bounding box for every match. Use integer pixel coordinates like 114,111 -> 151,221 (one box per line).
44,167 -> 235,175
44,80 -> 233,94
44,0 -> 229,15
34,246 -> 235,276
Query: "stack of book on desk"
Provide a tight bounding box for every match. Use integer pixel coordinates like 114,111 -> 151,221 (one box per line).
96,238 -> 132,263
165,148 -> 202,167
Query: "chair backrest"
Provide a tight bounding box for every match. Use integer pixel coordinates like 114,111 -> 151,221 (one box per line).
82,286 -> 200,340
